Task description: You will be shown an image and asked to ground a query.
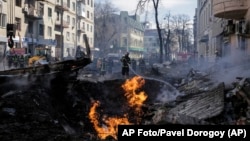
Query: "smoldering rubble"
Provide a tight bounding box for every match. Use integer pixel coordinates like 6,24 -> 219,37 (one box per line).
0,61 -> 250,141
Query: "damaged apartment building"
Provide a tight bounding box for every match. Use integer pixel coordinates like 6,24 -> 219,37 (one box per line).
195,0 -> 250,65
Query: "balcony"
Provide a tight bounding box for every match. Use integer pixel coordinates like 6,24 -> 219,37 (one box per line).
77,26 -> 85,33
213,0 -> 248,20
55,2 -> 69,11
23,6 -> 43,20
55,20 -> 69,28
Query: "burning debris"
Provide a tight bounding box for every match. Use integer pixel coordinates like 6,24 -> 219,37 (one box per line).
88,76 -> 148,140
0,61 -> 250,140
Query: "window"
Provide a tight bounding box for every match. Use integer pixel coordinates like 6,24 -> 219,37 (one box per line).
72,18 -> 75,26
48,8 -> 52,17
66,32 -> 70,41
16,0 -> 21,7
87,24 -> 89,31
15,18 -> 21,31
67,15 -> 70,24
28,21 -> 33,33
56,11 -> 60,21
87,11 -> 89,18
72,2 -> 76,11
47,26 -> 52,37
39,24 -> 44,36
91,0 -> 93,7
87,0 -> 90,5
67,0 -> 70,8
91,13 -> 93,20
39,3 -> 44,16
0,13 -> 6,27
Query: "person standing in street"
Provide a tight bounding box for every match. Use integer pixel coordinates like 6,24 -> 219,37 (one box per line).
120,52 -> 131,79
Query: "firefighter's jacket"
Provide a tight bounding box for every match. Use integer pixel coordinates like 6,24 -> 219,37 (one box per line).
120,55 -> 131,67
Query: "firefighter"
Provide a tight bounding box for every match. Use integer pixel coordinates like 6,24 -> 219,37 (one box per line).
120,52 -> 131,78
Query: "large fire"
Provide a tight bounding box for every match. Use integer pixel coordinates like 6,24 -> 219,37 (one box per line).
121,75 -> 148,112
88,101 -> 131,140
88,76 -> 148,140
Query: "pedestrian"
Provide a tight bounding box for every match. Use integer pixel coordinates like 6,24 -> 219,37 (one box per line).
120,52 -> 131,79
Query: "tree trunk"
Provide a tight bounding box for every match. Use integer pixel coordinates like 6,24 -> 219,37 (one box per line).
152,0 -> 163,63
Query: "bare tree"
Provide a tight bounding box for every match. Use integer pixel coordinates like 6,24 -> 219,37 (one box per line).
163,12 -> 172,61
136,0 -> 163,63
94,0 -> 119,56
171,14 -> 191,52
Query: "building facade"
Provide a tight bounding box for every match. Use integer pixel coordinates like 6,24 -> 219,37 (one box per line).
143,29 -> 160,62
94,11 -> 144,59
0,0 -> 94,61
196,0 -> 250,65
213,0 -> 250,64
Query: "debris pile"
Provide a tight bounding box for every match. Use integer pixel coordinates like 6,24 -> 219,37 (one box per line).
0,62 -> 250,140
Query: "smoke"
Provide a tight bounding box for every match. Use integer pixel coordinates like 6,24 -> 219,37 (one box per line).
155,85 -> 184,103
206,48 -> 250,85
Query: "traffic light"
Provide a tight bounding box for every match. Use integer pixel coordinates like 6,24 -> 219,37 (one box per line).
6,23 -> 16,38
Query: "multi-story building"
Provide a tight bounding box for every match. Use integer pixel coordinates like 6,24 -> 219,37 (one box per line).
94,11 -> 144,59
196,0 -> 250,65
213,0 -> 250,64
196,0 -> 224,63
0,0 -> 94,61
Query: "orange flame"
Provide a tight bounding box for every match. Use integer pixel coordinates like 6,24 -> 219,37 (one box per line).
88,101 -> 131,140
122,76 -> 148,111
88,76 -> 147,140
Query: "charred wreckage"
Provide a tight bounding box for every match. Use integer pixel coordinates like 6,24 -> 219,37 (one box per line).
0,53 -> 250,141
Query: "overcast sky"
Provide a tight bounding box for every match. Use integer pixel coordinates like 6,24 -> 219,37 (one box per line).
95,0 -> 197,23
